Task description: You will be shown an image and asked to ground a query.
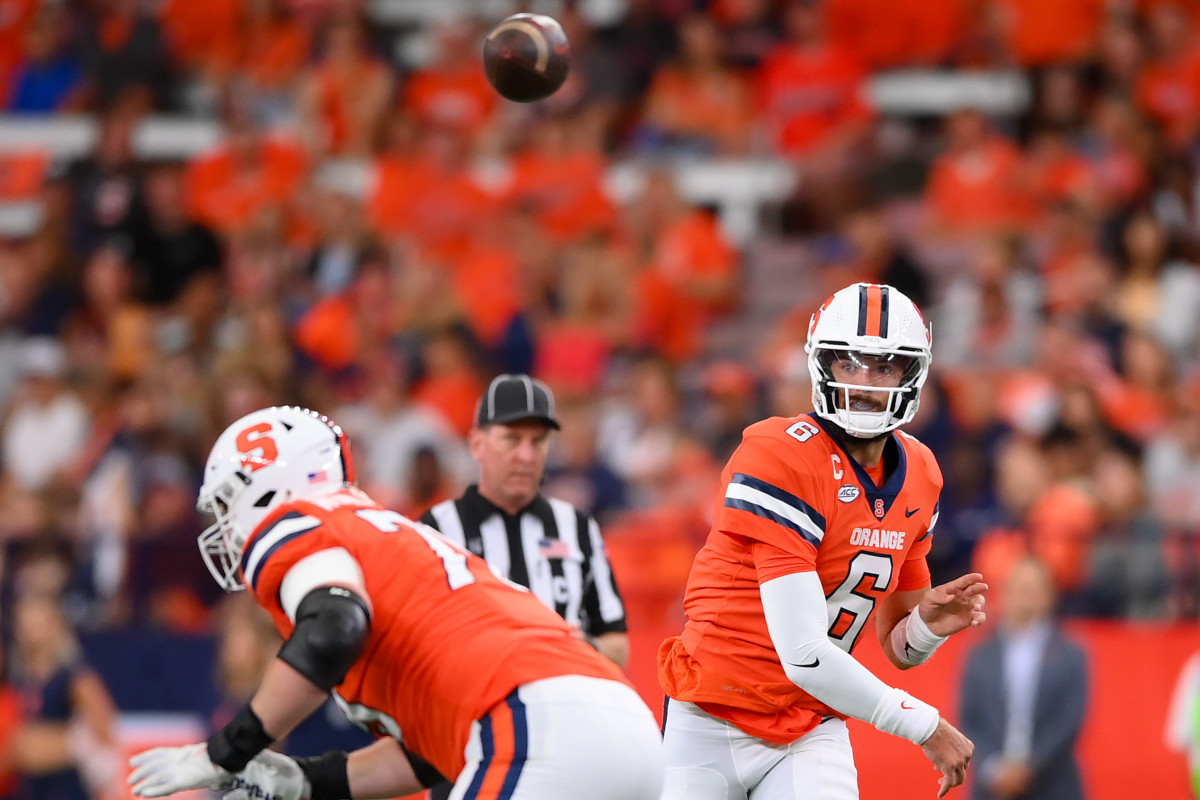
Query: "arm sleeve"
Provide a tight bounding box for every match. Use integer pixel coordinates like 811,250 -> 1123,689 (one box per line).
580,513 -> 627,636
760,570 -> 936,740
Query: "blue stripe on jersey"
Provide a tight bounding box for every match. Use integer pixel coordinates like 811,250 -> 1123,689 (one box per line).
497,691 -> 528,799
729,473 -> 827,529
725,498 -> 823,548
240,511 -> 322,591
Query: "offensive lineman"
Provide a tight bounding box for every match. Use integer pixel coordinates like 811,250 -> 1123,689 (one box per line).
659,283 -> 986,799
127,406 -> 664,800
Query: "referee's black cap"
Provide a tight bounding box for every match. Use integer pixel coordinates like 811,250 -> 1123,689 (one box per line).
475,374 -> 561,429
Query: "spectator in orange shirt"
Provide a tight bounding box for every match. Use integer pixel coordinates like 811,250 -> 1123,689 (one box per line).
633,12 -> 754,156
368,123 -> 497,263
756,0 -> 872,162
448,210 -> 531,373
412,325 -> 486,437
185,102 -> 309,236
401,17 -> 496,138
989,0 -> 1105,67
1020,124 -> 1103,222
535,228 -> 637,393
826,0 -> 968,70
1136,1 -> 1200,150
295,14 -> 392,156
201,0 -> 311,127
924,107 -> 1029,234
506,114 -> 616,244
157,0 -> 240,79
628,171 -> 740,363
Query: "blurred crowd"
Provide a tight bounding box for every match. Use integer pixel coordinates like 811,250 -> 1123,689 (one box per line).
0,0 -> 1190,653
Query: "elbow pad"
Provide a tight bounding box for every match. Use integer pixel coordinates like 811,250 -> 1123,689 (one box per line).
278,586 -> 371,691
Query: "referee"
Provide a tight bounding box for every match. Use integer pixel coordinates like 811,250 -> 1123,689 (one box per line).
421,374 -> 630,666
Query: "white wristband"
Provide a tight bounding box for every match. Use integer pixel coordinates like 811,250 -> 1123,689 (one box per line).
870,688 -> 940,744
891,606 -> 948,666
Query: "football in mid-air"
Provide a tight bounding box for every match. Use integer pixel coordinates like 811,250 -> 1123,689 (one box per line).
482,13 -> 570,103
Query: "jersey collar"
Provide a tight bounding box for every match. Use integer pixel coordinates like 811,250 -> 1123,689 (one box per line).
810,413 -> 908,520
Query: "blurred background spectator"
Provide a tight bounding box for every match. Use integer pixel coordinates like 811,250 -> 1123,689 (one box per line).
959,555 -> 1089,800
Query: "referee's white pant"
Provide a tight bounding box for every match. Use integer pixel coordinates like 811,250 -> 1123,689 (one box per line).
448,675 -> 664,800
661,698 -> 859,800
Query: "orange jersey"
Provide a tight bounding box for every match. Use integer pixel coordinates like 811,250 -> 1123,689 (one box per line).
243,488 -> 625,779
658,413 -> 941,744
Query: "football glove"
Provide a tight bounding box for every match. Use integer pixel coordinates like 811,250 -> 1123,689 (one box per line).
129,743 -> 232,797
223,750 -> 311,800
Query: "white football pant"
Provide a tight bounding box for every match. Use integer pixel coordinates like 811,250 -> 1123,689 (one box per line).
661,698 -> 859,800
449,675 -> 664,800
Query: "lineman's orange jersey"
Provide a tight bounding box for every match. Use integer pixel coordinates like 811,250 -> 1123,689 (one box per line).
241,488 -> 625,779
658,413 -> 941,744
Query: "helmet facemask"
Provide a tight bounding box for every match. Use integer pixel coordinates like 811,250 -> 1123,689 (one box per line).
809,346 -> 930,438
197,469 -> 255,592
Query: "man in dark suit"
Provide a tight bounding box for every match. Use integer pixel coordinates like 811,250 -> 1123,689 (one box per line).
959,555 -> 1089,800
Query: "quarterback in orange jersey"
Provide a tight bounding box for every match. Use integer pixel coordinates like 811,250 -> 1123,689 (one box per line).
128,407 -> 664,800
659,283 -> 986,800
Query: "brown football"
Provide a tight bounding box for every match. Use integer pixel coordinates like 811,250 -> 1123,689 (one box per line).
482,13 -> 570,103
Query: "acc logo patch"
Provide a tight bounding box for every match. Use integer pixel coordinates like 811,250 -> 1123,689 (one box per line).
837,485 -> 860,503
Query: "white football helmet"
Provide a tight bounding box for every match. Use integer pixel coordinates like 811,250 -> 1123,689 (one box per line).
805,283 -> 932,438
197,406 -> 356,592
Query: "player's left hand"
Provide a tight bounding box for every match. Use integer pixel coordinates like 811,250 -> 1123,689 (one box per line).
222,750 -> 311,800
918,573 -> 987,638
129,743 -> 232,797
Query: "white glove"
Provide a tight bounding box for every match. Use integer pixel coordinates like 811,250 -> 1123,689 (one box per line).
222,750 -> 311,800
129,743 -> 232,797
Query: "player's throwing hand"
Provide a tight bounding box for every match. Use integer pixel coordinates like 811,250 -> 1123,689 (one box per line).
921,717 -> 974,798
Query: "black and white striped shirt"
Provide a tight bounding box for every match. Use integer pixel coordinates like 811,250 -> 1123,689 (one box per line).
420,485 -> 627,636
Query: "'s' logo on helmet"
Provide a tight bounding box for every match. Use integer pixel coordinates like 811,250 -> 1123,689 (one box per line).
235,422 -> 279,472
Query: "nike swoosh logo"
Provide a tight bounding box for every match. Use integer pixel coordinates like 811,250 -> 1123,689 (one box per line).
901,701 -> 915,710
905,507 -> 919,517
787,657 -> 820,668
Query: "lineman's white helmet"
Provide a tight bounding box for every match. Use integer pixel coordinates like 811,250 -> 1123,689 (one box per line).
197,406 -> 355,591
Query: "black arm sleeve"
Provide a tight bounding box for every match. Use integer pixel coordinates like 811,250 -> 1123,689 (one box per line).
295,751 -> 351,800
277,586 -> 371,692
